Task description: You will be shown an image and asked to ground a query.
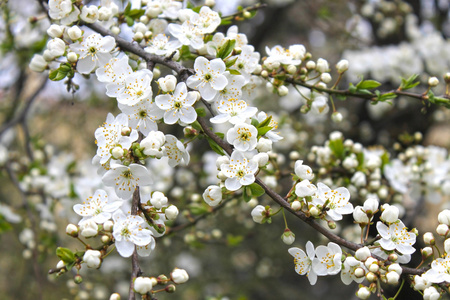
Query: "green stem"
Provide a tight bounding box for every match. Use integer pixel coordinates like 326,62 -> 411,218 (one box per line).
282,208 -> 288,229
391,279 -> 405,300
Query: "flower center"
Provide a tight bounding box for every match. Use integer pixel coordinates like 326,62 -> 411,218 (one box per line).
204,74 -> 212,81
174,101 -> 182,109
139,110 -> 147,117
237,170 -> 244,178
121,227 -> 131,237
89,47 -> 97,54
123,170 -> 132,178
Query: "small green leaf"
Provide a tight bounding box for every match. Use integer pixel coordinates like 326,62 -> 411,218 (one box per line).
191,121 -> 202,131
226,234 -> 244,247
195,107 -> 206,117
225,56 -> 238,68
217,39 -> 236,59
189,204 -> 209,215
227,69 -> 241,75
206,136 -> 225,156
258,116 -> 272,128
329,138 -> 344,159
257,126 -> 273,137
251,118 -> 259,127
215,132 -> 224,139
56,247 -> 76,264
248,183 -> 265,197
243,186 -> 251,202
356,79 -> 381,90
399,74 -> 420,90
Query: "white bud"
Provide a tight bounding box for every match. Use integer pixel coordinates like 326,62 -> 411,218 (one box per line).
368,263 -> 379,273
134,31 -> 144,41
316,58 -> 329,73
56,260 -> 65,269
29,54 -> 48,72
336,59 -> 349,73
47,24 -> 64,38
428,76 -> 439,87
150,192 -> 168,209
98,6 -> 113,21
103,220 -> 114,232
134,22 -> 147,34
365,271 -> 377,282
354,267 -> 365,278
216,156 -> 230,169
281,229 -> 295,245
291,200 -> 302,211
171,268 -> 189,284
421,246 -> 433,257
423,232 -> 435,245
353,206 -> 369,224
321,73 -> 332,83
111,147 -> 124,159
79,219 -> 98,238
287,64 -> 297,74
294,160 -> 314,180
352,143 -> 363,153
67,26 -> 82,40
205,0 -> 215,6
309,206 -> 320,217
165,205 -> 179,220
158,75 -> 177,92
423,286 -> 440,300
253,153 -> 269,167
80,5 -> 99,23
355,246 -> 371,261
414,275 -> 431,291
356,286 -> 371,299
67,52 -> 78,63
295,179 -> 317,197
47,38 -> 66,58
251,205 -> 266,223
363,197 -> 379,215
386,271 -> 400,285
66,224 -> 78,236
305,61 -> 316,69
278,85 -> 289,96
83,250 -> 102,268
438,209 -> 450,225
436,223 -> 449,236
134,277 -> 153,294
329,131 -> 343,141
331,112 -> 343,123
256,138 -> 272,153
111,26 -> 120,35
445,238 -> 450,253
388,263 -> 402,275
202,185 -> 222,206
380,204 -> 399,223
109,293 -> 121,300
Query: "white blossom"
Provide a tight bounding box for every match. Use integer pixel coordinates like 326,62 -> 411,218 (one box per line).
288,241 -> 317,285
73,189 -> 123,224
312,183 -> 353,221
376,220 -> 416,255
220,151 -> 258,191
83,250 -> 102,268
226,123 -> 258,152
203,185 -> 222,206
155,82 -> 198,124
186,57 -> 228,101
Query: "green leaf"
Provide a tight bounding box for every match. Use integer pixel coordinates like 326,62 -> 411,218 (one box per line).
243,186 -> 251,202
226,234 -> 244,247
191,121 -> 202,132
189,204 -> 209,215
225,56 -> 238,68
49,66 -> 70,81
258,116 -> 272,128
0,215 -> 12,233
227,69 -> 241,75
248,183 -> 265,197
251,118 -> 259,127
125,16 -> 134,27
126,9 -> 145,19
356,79 -> 381,90
257,126 -> 273,137
217,39 -> 236,59
329,138 -> 344,159
376,91 -> 397,102
56,247 -> 76,264
220,18 -> 232,26
195,107 -> 206,117
206,136 -> 225,156
399,74 -> 420,90
215,132 -> 224,139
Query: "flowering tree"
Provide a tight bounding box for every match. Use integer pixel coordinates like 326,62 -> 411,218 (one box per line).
1,0 -> 450,299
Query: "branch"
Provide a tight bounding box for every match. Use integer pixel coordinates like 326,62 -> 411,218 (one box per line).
129,187 -> 141,300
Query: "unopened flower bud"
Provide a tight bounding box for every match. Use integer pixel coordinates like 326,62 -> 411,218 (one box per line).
388,253 -> 398,262
281,229 -> 295,245
121,127 -> 131,136
368,263 -> 379,273
309,206 -> 320,217
287,65 -> 297,74
74,274 -> 83,284
83,249 -> 102,268
103,220 -> 114,232
331,112 -> 343,123
57,260 -> 65,269
291,200 -> 301,211
423,232 -> 435,245
101,235 -> 111,244
386,271 -> 400,285
388,263 -> 402,275
437,224 -> 449,236
109,293 -> 121,300
67,52 -> 78,63
171,268 -> 189,284
165,284 -> 176,293
327,220 -> 336,229
428,77 -> 439,87
111,146 -> 124,159
321,73 -> 332,83
438,209 -> 450,225
47,24 -> 64,38
414,275 -> 431,291
421,246 -> 433,258
67,26 -> 82,40
66,224 -> 79,237
278,85 -> 289,96
366,271 -> 377,282
355,267 -> 365,278
165,205 -> 179,221
134,277 -> 153,294
355,246 -> 371,261
356,286 -> 371,299
380,204 -> 399,223
336,59 -> 349,73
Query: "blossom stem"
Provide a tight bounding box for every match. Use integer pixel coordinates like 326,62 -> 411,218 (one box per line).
77,237 -> 89,248
103,245 -> 116,259
391,279 -> 405,300
281,208 -> 288,229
